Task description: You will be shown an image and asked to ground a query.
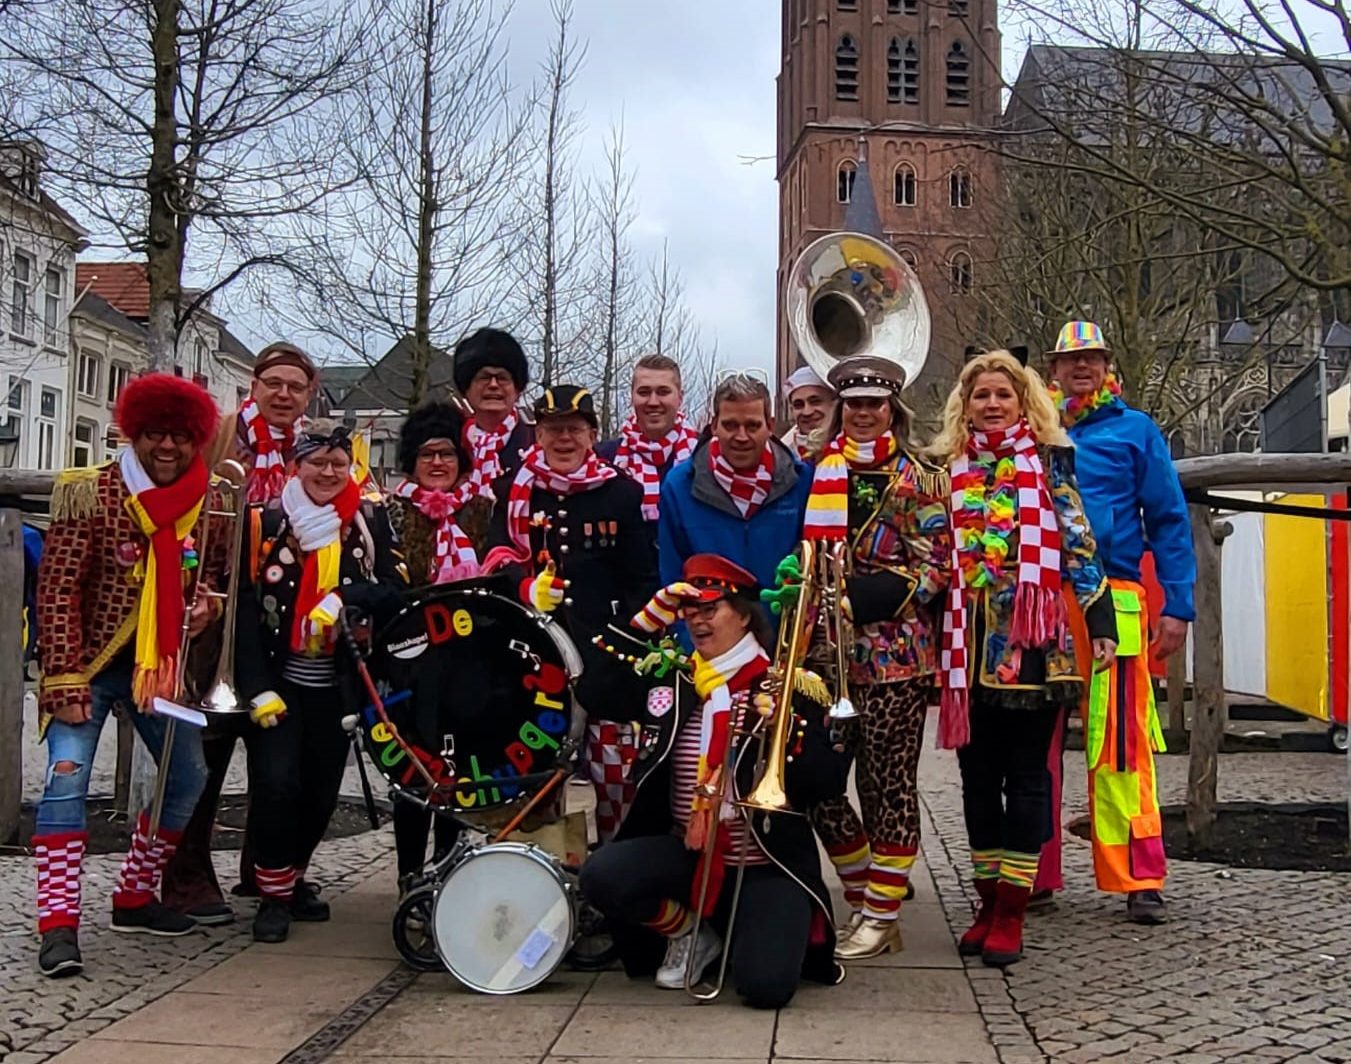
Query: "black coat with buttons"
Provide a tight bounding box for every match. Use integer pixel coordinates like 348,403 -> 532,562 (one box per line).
487,471 -> 658,720
234,499 -> 408,704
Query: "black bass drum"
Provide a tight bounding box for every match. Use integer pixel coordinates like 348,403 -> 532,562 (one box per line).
362,586 -> 583,813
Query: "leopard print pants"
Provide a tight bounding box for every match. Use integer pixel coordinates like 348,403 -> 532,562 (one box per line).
811,680 -> 931,852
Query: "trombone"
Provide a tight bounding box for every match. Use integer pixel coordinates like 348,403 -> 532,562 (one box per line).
683,540 -> 819,1001
146,459 -> 250,841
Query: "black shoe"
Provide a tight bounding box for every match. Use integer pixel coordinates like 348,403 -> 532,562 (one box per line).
253,899 -> 292,943
290,879 -> 330,922
111,901 -> 196,937
38,928 -> 84,977
1127,890 -> 1168,925
184,901 -> 235,927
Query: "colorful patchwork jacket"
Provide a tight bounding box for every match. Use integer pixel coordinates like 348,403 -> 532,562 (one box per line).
36,462 -> 229,725
842,453 -> 951,685
971,446 -> 1115,702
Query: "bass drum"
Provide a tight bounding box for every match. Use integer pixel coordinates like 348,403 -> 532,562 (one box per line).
363,586 -> 583,814
432,842 -> 576,994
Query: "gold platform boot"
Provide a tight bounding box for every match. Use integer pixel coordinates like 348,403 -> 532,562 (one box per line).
835,909 -> 864,948
834,916 -> 902,960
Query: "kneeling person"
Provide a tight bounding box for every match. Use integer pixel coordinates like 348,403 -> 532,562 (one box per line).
580,554 -> 846,1009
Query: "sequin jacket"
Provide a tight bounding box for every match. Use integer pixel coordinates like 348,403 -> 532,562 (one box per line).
841,453 -> 951,685
35,462 -> 229,722
233,499 -> 408,701
970,446 -> 1115,698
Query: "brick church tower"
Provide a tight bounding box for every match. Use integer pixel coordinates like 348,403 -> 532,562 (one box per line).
776,0 -> 1001,410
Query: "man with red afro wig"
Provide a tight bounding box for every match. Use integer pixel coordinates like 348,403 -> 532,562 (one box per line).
32,373 -> 229,977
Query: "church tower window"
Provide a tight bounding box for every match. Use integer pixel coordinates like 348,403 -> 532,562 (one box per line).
836,36 -> 860,100
894,163 -> 917,206
949,167 -> 973,207
949,251 -> 974,294
838,159 -> 857,203
946,41 -> 971,105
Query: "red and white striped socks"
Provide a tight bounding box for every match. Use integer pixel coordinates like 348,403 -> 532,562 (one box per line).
825,836 -> 872,911
34,831 -> 88,933
256,865 -> 298,902
862,843 -> 918,922
113,813 -> 183,910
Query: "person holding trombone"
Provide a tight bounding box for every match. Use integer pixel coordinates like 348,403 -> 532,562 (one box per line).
579,553 -> 847,1008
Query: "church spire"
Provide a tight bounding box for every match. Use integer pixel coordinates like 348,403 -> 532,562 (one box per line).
843,137 -> 883,237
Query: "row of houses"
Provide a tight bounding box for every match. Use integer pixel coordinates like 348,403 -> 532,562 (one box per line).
1,140 -> 255,470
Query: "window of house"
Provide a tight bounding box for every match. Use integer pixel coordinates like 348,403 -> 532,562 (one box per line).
946,41 -> 971,105
43,267 -> 62,345
10,252 -> 32,338
36,387 -> 59,469
838,0 -> 857,8
894,163 -> 917,206
838,159 -> 857,204
897,246 -> 919,271
72,418 -> 99,467
103,425 -> 121,460
7,378 -> 25,412
949,0 -> 970,13
949,251 -> 974,294
194,338 -> 208,378
891,0 -> 919,10
949,167 -> 973,208
835,36 -> 860,101
107,361 -> 131,405
76,348 -> 101,398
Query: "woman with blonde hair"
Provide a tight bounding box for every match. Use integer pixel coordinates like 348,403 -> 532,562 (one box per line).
933,350 -> 1116,968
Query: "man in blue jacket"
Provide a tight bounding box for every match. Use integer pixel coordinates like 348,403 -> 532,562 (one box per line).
658,372 -> 810,614
1043,321 -> 1196,926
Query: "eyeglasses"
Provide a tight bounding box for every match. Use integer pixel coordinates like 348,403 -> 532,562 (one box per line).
416,447 -> 459,464
470,370 -> 516,388
300,455 -> 351,472
257,376 -> 311,396
143,429 -> 191,445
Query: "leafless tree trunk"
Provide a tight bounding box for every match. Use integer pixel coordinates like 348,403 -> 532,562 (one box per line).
593,121 -> 638,436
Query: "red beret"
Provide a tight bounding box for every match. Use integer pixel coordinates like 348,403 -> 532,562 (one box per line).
115,373 -> 220,447
682,553 -> 758,601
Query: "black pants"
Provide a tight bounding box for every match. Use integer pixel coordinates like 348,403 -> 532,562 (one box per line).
956,698 -> 1060,855
392,799 -> 461,878
579,834 -> 811,1009
247,681 -> 352,871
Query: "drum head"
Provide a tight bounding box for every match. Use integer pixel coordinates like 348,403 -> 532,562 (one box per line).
362,588 -> 577,812
433,843 -> 575,994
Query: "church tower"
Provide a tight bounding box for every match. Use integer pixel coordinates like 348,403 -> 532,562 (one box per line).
776,0 -> 1001,409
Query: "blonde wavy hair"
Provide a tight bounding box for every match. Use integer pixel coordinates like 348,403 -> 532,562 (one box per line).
931,350 -> 1070,462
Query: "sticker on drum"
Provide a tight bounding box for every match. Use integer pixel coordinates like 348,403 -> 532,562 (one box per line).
360,589 -> 581,813
432,842 -> 576,994
646,686 -> 675,719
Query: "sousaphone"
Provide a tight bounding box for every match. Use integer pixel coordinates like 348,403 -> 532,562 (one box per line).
785,232 -> 931,388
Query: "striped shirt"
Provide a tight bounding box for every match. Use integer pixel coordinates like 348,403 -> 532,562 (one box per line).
670,694 -> 769,866
281,652 -> 337,689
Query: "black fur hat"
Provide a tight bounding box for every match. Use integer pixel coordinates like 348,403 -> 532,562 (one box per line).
398,401 -> 470,476
452,327 -> 529,394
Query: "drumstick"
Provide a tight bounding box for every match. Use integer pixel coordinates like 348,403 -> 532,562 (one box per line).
490,766 -> 569,844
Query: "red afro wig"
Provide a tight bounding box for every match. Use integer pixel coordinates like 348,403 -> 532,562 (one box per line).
115,373 -> 220,447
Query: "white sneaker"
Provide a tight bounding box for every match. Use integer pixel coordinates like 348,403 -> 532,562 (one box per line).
655,924 -> 722,990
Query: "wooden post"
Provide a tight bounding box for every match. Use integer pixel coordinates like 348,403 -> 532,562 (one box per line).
114,714 -> 135,818
0,508 -> 24,845
1186,505 -> 1230,843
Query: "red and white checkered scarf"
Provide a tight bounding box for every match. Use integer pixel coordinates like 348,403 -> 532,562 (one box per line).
939,420 -> 1065,750
240,399 -> 298,503
394,479 -> 480,581
504,445 -> 617,554
612,413 -> 699,520
465,411 -> 519,493
708,437 -> 774,519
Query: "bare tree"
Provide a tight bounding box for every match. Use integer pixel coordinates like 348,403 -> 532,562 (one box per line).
270,0 -> 529,405
1,0 -> 371,367
591,120 -> 642,436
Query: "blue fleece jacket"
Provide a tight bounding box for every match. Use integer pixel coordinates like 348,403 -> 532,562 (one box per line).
1068,400 -> 1196,621
657,437 -> 811,596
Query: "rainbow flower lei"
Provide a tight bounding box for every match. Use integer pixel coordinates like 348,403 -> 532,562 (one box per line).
953,455 -> 1018,589
1050,373 -> 1122,428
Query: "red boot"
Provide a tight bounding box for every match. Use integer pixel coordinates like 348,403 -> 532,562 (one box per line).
957,878 -> 998,957
981,880 -> 1031,967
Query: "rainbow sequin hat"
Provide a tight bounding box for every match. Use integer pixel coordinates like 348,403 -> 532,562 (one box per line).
1047,320 -> 1110,357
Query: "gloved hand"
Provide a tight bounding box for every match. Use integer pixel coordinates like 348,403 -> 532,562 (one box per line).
752,691 -> 776,719
250,690 -> 287,729
526,561 -> 568,613
760,553 -> 804,615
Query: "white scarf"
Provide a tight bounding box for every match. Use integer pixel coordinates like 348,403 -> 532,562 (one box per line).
281,476 -> 343,552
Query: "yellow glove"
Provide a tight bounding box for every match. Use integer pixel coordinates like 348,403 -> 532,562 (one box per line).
250,691 -> 287,729
752,692 -> 776,719
527,561 -> 568,614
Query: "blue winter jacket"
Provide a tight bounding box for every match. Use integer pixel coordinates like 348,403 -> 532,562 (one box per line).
1068,400 -> 1196,622
658,436 -> 811,597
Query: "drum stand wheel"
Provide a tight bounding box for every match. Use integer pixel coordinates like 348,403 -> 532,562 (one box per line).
392,886 -> 444,972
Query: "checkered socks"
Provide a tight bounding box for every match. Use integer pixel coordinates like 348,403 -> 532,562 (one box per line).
34,831 -> 88,933
112,813 -> 183,911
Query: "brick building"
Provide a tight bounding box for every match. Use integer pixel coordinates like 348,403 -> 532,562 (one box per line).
776,0 -> 1000,411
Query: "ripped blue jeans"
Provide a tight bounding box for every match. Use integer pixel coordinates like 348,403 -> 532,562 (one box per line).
35,657 -> 208,835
